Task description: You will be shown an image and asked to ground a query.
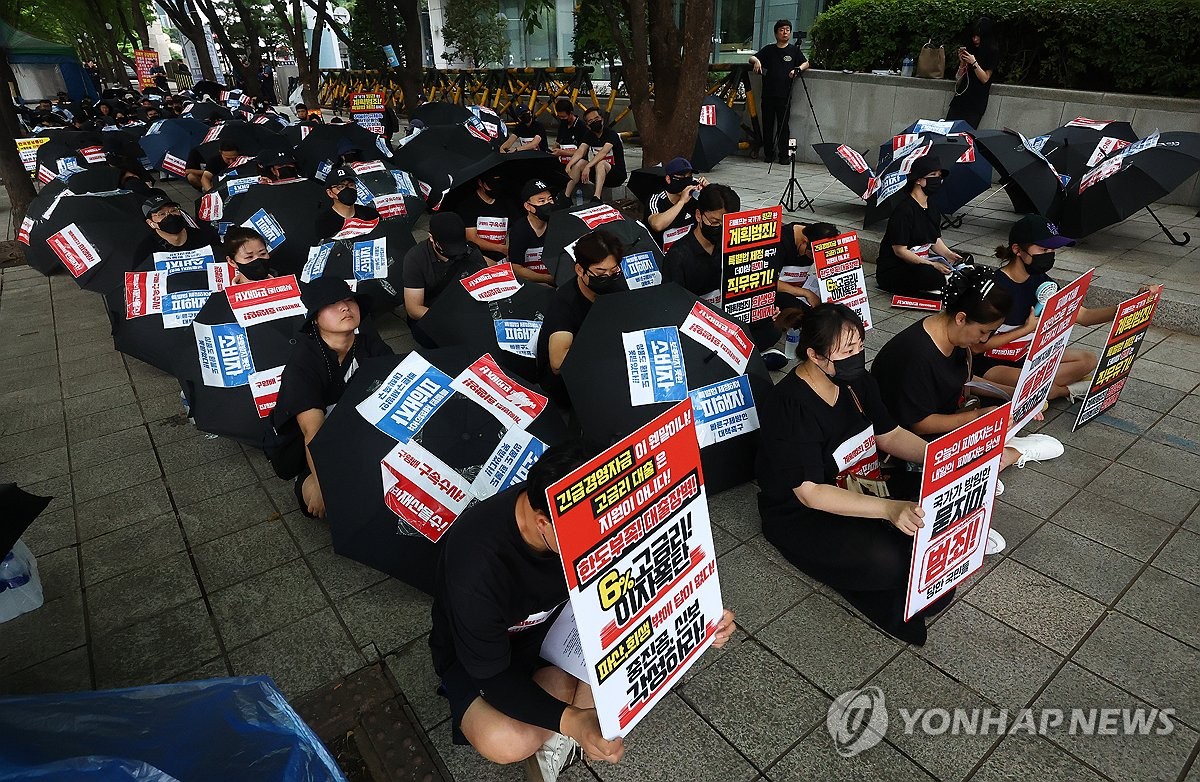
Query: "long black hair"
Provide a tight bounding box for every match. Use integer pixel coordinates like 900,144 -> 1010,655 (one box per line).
797,303 -> 864,360
942,265 -> 1012,324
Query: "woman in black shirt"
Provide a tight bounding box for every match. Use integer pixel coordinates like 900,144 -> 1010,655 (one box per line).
875,155 -> 965,296
755,304 -> 942,644
946,17 -> 998,130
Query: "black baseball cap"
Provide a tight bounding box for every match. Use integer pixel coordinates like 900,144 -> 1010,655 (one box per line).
1009,214 -> 1076,249
327,165 -> 357,185
141,193 -> 179,217
301,276 -> 370,329
520,178 -> 553,201
429,212 -> 468,257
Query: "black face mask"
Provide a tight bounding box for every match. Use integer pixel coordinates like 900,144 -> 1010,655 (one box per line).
587,120 -> 603,133
821,351 -> 867,384
336,187 -> 357,206
922,176 -> 944,193
532,204 -> 553,220
666,177 -> 693,194
1026,251 -> 1055,274
158,214 -> 186,234
699,223 -> 722,244
587,273 -> 626,295
237,259 -> 271,281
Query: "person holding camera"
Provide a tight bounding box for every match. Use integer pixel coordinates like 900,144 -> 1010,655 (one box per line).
749,20 -> 809,165
946,16 -> 997,129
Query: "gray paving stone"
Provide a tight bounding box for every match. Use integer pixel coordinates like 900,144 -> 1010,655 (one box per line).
1095,399 -> 1164,436
280,509 -> 331,553
1011,522 -> 1142,602
74,479 -> 175,540
0,422 -> 66,465
1,446 -> 69,485
228,607 -> 364,699
59,351 -> 126,381
1107,377 -> 1188,413
1116,566 -> 1200,650
335,576 -> 434,656
767,733 -> 937,782
757,592 -> 899,697
85,551 -> 202,636
993,467 -> 1077,520
306,545 -> 392,600
0,398 -> 63,437
168,656 -> 233,683
63,383 -> 138,419
66,403 -> 145,444
1153,528 -> 1200,586
155,431 -> 243,475
61,367 -> 134,400
1170,393 -> 1200,424
1023,444 -> 1111,489
1129,359 -> 1200,394
210,558 -> 329,648
1144,414 -> 1200,457
987,500 -> 1044,551
706,481 -> 761,541
177,484 -> 279,545
80,513 -> 187,586
682,638 -> 829,767
714,540 -> 812,634
0,646 -> 92,696
92,599 -> 221,689
1086,463 -> 1200,524
21,507 -> 77,555
67,425 -> 154,471
965,560 -> 1104,656
0,594 -> 86,677
1120,438 -> 1200,492
37,546 -> 81,603
139,391 -> 187,423
383,635 -> 448,731
1050,491 -> 1175,560
147,414 -> 205,448
592,693 -> 757,782
1033,662 -> 1196,782
164,452 -> 258,507
70,448 -> 162,505
967,734 -> 1107,782
193,518 -> 300,592
25,473 -> 73,516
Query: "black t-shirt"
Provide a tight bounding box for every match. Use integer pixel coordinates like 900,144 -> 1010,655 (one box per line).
948,44 -> 998,121
993,269 -> 1056,327
536,279 -> 592,405
775,222 -> 816,290
454,191 -> 512,262
205,154 -> 232,175
512,119 -> 550,152
662,230 -> 721,300
754,43 -> 807,98
871,319 -> 968,430
756,370 -> 898,524
313,205 -> 381,241
556,116 -> 585,147
648,191 -> 696,252
133,227 -> 218,265
270,327 -> 394,429
582,127 -> 626,178
507,214 -> 548,275
876,195 -> 943,278
401,239 -> 487,305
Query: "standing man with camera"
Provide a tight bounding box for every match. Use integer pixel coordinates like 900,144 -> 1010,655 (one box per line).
749,20 -> 809,165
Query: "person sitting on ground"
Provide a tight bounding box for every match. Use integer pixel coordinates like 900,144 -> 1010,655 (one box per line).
431,439 -> 739,781
313,166 -> 381,239
269,277 -> 393,518
875,155 -> 967,296
976,214 -> 1128,401
774,221 -> 839,310
506,179 -> 557,285
646,157 -> 708,252
551,98 -> 585,153
661,183 -> 739,306
402,212 -> 488,348
501,105 -> 549,153
453,174 -> 511,263
756,303 -> 949,645
870,265 -> 1066,552
536,229 -> 627,407
134,193 -> 216,261
292,103 -> 308,124
563,107 -> 627,203
222,226 -> 278,284
257,150 -> 301,183
185,138 -> 241,192
144,104 -> 165,123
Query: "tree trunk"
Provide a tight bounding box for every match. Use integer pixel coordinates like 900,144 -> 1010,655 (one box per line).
303,0 -> 327,106
396,0 -> 424,115
0,58 -> 38,239
131,0 -> 152,51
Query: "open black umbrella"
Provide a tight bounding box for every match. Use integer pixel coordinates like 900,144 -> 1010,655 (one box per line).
217,178 -> 331,275
190,80 -> 226,102
813,142 -> 876,200
391,122 -> 501,206
177,276 -> 306,445
301,218 -> 421,313
32,129 -> 110,175
1,484 -> 53,562
185,101 -> 236,125
343,161 -> 426,225
541,202 -> 664,285
293,122 -> 392,179
627,165 -> 669,209
309,348 -> 569,592
692,96 -> 741,172
139,116 -> 208,175
39,165 -> 125,196
1040,118 -> 1139,184
560,283 -> 770,493
439,149 -> 565,213
969,128 -> 1067,217
192,121 -> 289,163
863,134 -> 986,227
418,266 -> 553,381
23,191 -> 153,292
411,102 -> 472,127
1057,131 -> 1200,242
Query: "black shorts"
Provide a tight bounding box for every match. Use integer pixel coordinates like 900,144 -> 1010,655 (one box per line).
436,636 -> 553,746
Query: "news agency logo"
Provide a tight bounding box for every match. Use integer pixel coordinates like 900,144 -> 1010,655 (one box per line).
827,687 -> 1177,757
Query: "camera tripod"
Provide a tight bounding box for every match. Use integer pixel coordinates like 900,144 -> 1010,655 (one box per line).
779,148 -> 813,212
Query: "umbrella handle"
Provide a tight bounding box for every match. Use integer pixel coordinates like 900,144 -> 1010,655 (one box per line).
941,214 -> 964,230
1146,206 -> 1191,247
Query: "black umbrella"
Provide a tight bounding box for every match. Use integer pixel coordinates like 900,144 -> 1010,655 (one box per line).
969,128 -> 1067,217
191,80 -> 226,102
217,178 -> 332,274
33,129 -> 109,172
813,142 -> 876,200
627,165 -> 669,209
23,191 -> 153,292
692,96 -> 741,172
139,116 -> 209,174
0,484 -> 53,562
411,102 -> 472,127
438,149 -> 565,213
292,122 -> 392,179
192,121 -> 289,163
309,348 -> 569,592
347,161 -> 426,213
185,101 -> 236,125
1057,131 -> 1200,242
560,283 -> 770,493
1039,119 -> 1139,185
41,165 -> 125,195
863,134 -> 985,227
391,122 -> 501,206
541,202 -> 666,285
177,276 -> 306,445
418,268 -> 553,381
301,218 -> 421,313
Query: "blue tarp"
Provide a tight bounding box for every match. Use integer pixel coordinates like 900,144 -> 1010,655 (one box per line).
0,676 -> 347,781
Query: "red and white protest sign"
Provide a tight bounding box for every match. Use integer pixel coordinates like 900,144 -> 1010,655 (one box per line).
720,206 -> 781,324
699,104 -> 716,126
79,145 -> 106,164
208,261 -> 235,291
160,152 -> 189,177
575,203 -> 623,230
134,49 -> 159,88
812,231 -> 873,330
124,271 -> 168,318
332,218 -> 380,239
226,275 -> 305,327
36,164 -> 56,184
904,404 -> 1009,619
984,335 -> 1032,362
891,294 -> 941,311
380,439 -> 472,542
249,365 -> 285,418
1009,269 -> 1093,437
836,144 -> 869,173
48,223 -> 102,278
556,144 -> 578,166
459,263 -> 521,302
1086,136 -> 1132,168
678,301 -> 754,374
1077,157 -> 1123,195
350,160 -> 388,174
546,401 -> 723,738
1066,117 -> 1112,130
1073,286 -> 1161,431
372,193 -> 408,219
17,216 -> 33,246
450,353 -> 548,429
198,192 -> 223,222
202,124 -> 223,144
475,216 -> 508,245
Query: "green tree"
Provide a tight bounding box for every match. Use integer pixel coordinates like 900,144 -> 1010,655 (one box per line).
440,0 -> 508,68
571,0 -> 625,67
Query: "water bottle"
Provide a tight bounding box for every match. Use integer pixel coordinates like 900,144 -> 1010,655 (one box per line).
573,189 -> 584,207
0,540 -> 45,623
783,328 -> 801,360
0,551 -> 30,591
901,55 -> 915,77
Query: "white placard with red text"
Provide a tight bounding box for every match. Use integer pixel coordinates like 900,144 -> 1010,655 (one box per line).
811,232 -> 872,330
249,365 -> 285,418
48,223 -> 102,278
449,353 -> 548,429
380,438 -> 472,542
459,263 -> 521,301
226,275 -> 306,327
678,302 -> 753,375
125,271 -> 168,318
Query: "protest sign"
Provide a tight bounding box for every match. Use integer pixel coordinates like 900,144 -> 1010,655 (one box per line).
904,404 -> 1009,620
161,290 -> 211,329
1073,286 -> 1161,431
494,319 -> 540,359
249,365 -> 285,418
891,294 -> 941,312
226,276 -> 305,327
351,237 -> 388,280
125,271 -> 168,318
460,264 -> 521,302
1008,270 -> 1093,437
812,231 -> 873,329
620,251 -> 662,290
349,92 -> 387,135
380,439 -> 472,542
678,301 -> 753,375
450,353 -> 548,428
153,246 -> 214,275
383,45 -> 400,67
469,427 -> 547,501
720,205 -> 780,324
47,223 -> 102,278
622,327 -> 689,406
546,400 -> 723,737
242,208 -> 286,249
134,49 -> 159,88
194,321 -> 255,387
16,137 -> 48,172
688,376 -> 759,448
356,352 -> 455,442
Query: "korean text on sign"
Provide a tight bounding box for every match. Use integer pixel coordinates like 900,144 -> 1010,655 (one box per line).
720,206 -> 781,324
811,231 -> 873,330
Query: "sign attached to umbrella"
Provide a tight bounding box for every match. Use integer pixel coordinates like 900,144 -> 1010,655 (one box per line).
688,375 -> 759,448
1073,286 -> 1161,431
620,251 -> 662,290
812,231 -> 873,330
679,302 -> 754,374
242,208 -> 287,250
381,438 -> 472,542
460,263 -> 522,301
719,206 -> 781,324
195,321 -> 256,388
543,400 -> 723,738
357,353 -> 456,443
250,365 -> 285,418
449,354 -> 548,428
47,223 -> 102,278
226,276 -> 305,327
622,327 -> 689,406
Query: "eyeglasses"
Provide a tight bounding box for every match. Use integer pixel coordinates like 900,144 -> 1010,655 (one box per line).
700,216 -> 723,228
587,267 -> 622,279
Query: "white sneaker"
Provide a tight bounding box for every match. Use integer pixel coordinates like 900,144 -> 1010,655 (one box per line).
524,732 -> 581,782
995,478 -> 1005,497
985,528 -> 1007,555
1009,434 -> 1065,468
1067,380 -> 1092,402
